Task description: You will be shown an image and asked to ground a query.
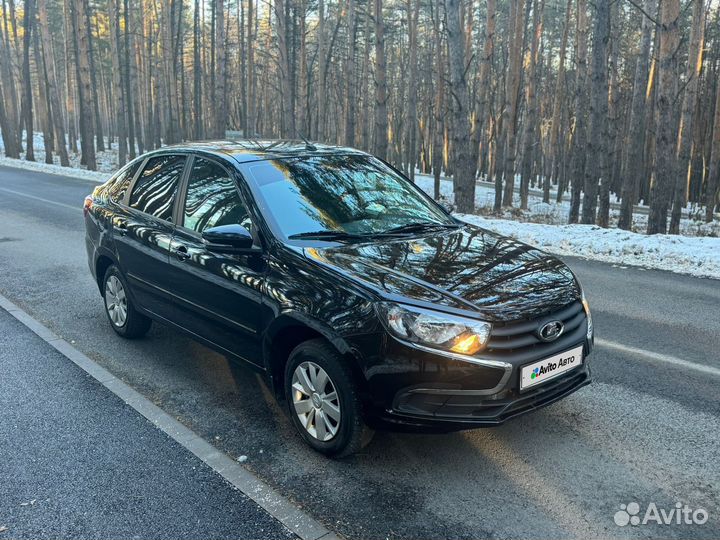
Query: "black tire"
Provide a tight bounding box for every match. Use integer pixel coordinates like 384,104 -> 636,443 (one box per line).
102,265 -> 152,339
284,339 -> 374,458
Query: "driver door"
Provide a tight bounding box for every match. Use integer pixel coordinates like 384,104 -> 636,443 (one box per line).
167,156 -> 264,367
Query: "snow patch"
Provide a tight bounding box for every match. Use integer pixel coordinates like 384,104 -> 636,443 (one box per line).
0,155 -> 110,183
457,213 -> 720,280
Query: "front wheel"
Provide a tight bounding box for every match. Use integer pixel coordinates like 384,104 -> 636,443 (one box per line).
285,339 -> 374,457
102,265 -> 152,338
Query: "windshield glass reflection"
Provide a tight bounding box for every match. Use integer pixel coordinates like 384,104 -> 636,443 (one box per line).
244,154 -> 453,239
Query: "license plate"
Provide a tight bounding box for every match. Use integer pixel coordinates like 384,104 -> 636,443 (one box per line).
520,345 -> 584,390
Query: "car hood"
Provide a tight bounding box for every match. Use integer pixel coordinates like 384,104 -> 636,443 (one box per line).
302,223 -> 579,322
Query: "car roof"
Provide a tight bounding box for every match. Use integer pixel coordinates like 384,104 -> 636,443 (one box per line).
157,139 -> 367,164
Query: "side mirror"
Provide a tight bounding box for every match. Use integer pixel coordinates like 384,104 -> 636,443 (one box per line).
202,224 -> 257,253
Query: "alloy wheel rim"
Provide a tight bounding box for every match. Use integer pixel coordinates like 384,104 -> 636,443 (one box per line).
291,361 -> 341,442
105,275 -> 128,327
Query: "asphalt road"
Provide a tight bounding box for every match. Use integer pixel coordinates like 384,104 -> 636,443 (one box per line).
1,164 -> 719,539
0,300 -> 295,539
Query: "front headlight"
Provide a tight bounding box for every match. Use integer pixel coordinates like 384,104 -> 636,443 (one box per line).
581,290 -> 593,340
376,302 -> 492,356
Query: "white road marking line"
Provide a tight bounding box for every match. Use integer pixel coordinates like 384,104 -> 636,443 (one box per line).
0,292 -> 341,540
0,187 -> 80,211
596,338 -> 720,377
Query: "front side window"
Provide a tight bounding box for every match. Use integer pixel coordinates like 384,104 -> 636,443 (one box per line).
243,154 -> 453,239
129,154 -> 186,221
182,157 -> 250,233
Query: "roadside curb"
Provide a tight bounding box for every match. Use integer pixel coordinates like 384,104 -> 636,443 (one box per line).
0,293 -> 341,540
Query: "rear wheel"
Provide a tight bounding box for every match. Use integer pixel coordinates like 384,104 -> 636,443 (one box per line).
103,265 -> 151,338
285,339 -> 374,457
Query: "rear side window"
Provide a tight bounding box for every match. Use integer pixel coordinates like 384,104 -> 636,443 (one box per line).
129,154 -> 186,221
182,158 -> 250,233
108,160 -> 141,203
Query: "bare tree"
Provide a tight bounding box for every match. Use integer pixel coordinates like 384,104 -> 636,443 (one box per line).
374,0 -> 388,159
214,0 -> 226,138
445,0 -> 475,213
0,9 -> 20,158
580,0 -> 610,225
37,0 -> 70,166
648,0 -> 680,234
520,0 -> 544,208
344,0 -> 357,146
72,0 -> 97,169
705,70 -> 720,222
618,0 -> 655,229
501,0 -> 527,207
568,0 -> 589,223
20,0 -> 35,161
549,0 -> 572,203
670,0 -> 707,233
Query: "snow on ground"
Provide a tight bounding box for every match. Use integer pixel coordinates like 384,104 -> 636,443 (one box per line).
456,213 -> 720,280
0,131 -> 119,182
0,155 -> 111,183
414,173 -> 720,238
2,132 -> 719,279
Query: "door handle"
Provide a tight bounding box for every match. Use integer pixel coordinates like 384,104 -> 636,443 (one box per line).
172,245 -> 191,261
114,220 -> 128,236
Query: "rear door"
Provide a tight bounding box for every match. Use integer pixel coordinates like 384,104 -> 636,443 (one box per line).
112,153 -> 188,317
167,155 -> 265,366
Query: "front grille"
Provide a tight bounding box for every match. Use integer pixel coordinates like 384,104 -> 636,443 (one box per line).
487,301 -> 585,353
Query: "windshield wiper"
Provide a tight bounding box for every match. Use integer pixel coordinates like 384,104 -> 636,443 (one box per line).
377,221 -> 460,236
288,230 -> 368,241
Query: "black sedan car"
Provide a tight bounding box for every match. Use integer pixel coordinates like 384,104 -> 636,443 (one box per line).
84,140 -> 593,457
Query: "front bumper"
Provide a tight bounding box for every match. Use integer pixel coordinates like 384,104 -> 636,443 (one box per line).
362,302 -> 593,431
375,363 -> 591,431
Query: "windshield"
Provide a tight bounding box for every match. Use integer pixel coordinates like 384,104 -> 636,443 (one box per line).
243,154 -> 454,240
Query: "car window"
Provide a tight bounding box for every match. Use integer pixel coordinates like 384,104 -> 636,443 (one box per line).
244,154 -> 452,239
108,160 -> 141,203
129,154 -> 186,221
182,157 -> 251,234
